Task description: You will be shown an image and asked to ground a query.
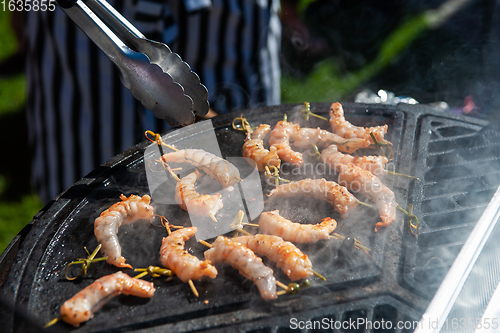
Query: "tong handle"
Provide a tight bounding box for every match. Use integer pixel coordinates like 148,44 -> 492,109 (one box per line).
85,0 -> 147,46
85,0 -> 210,117
57,0 -> 196,126
59,0 -> 135,63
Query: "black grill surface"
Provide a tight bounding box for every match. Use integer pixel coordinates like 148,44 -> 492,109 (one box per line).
0,103 -> 497,333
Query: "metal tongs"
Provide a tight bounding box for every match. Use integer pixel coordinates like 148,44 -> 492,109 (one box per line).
57,0 -> 209,126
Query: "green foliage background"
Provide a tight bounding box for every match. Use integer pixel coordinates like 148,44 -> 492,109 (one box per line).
0,11 -> 42,255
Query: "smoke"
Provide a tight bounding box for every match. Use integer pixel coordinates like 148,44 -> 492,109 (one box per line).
144,120 -> 265,241
141,116 -> 387,290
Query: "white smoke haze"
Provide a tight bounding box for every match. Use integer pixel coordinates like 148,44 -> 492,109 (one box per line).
144,120 -> 265,241
141,115 -> 395,290
275,161 -> 398,197
280,160 -> 397,178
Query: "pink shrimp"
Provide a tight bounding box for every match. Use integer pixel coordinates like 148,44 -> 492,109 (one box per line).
293,127 -> 370,154
266,178 -> 358,218
258,210 -> 337,243
161,149 -> 241,188
338,164 -> 396,232
204,236 -> 277,300
321,144 -> 388,176
59,271 -> 155,327
160,227 -> 217,283
269,120 -> 370,167
232,234 -> 313,281
243,124 -> 281,171
175,169 -> 223,221
94,194 -> 154,269
329,102 -> 389,145
269,120 -> 303,166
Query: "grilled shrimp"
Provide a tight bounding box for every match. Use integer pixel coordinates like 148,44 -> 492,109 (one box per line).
269,120 -> 370,167
161,149 -> 241,188
94,194 -> 154,268
329,102 -> 389,145
269,120 -> 303,166
267,178 -> 358,218
338,164 -> 396,232
160,227 -> 217,283
243,124 -> 281,171
293,127 -> 370,154
232,234 -> 312,281
175,170 -> 223,220
258,210 -> 337,243
59,271 -> 155,327
321,144 -> 388,176
204,236 -> 277,300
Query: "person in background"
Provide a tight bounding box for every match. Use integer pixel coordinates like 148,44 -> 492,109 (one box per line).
25,0 -> 281,203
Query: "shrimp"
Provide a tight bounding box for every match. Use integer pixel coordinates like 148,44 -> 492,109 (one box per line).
160,227 -> 217,283
243,124 -> 281,171
175,169 -> 223,220
321,144 -> 388,176
269,120 -> 303,166
204,236 -> 277,300
329,102 -> 389,145
258,210 -> 337,243
267,178 -> 358,218
232,234 -> 313,281
269,120 -> 370,167
293,127 -> 370,154
59,271 -> 155,327
161,149 -> 241,188
338,164 -> 396,232
94,194 -> 154,269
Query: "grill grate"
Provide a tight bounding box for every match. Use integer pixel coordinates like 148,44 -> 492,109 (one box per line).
1,103 -> 499,332
404,116 -> 500,298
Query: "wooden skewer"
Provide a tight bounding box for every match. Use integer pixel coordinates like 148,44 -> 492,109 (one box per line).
276,280 -> 312,296
134,271 -> 149,279
160,160 -> 180,181
301,102 -> 328,122
239,229 -> 253,236
154,215 -> 183,230
243,223 -> 259,227
230,211 -> 260,236
356,200 -> 373,208
264,166 -> 290,187
231,115 -> 254,133
64,244 -> 107,281
231,210 -> 246,236
369,132 -> 393,160
330,233 -> 371,252
134,266 -> 173,279
276,280 -> 288,291
43,315 -> 65,328
397,203 -> 421,236
188,280 -> 199,298
310,269 -> 326,281
144,130 -> 179,152
386,170 -> 420,181
199,239 -> 212,248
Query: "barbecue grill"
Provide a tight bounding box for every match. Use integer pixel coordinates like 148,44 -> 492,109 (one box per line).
1,102 -> 498,332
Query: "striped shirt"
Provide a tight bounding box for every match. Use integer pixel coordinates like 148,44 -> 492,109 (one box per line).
26,0 -> 281,203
